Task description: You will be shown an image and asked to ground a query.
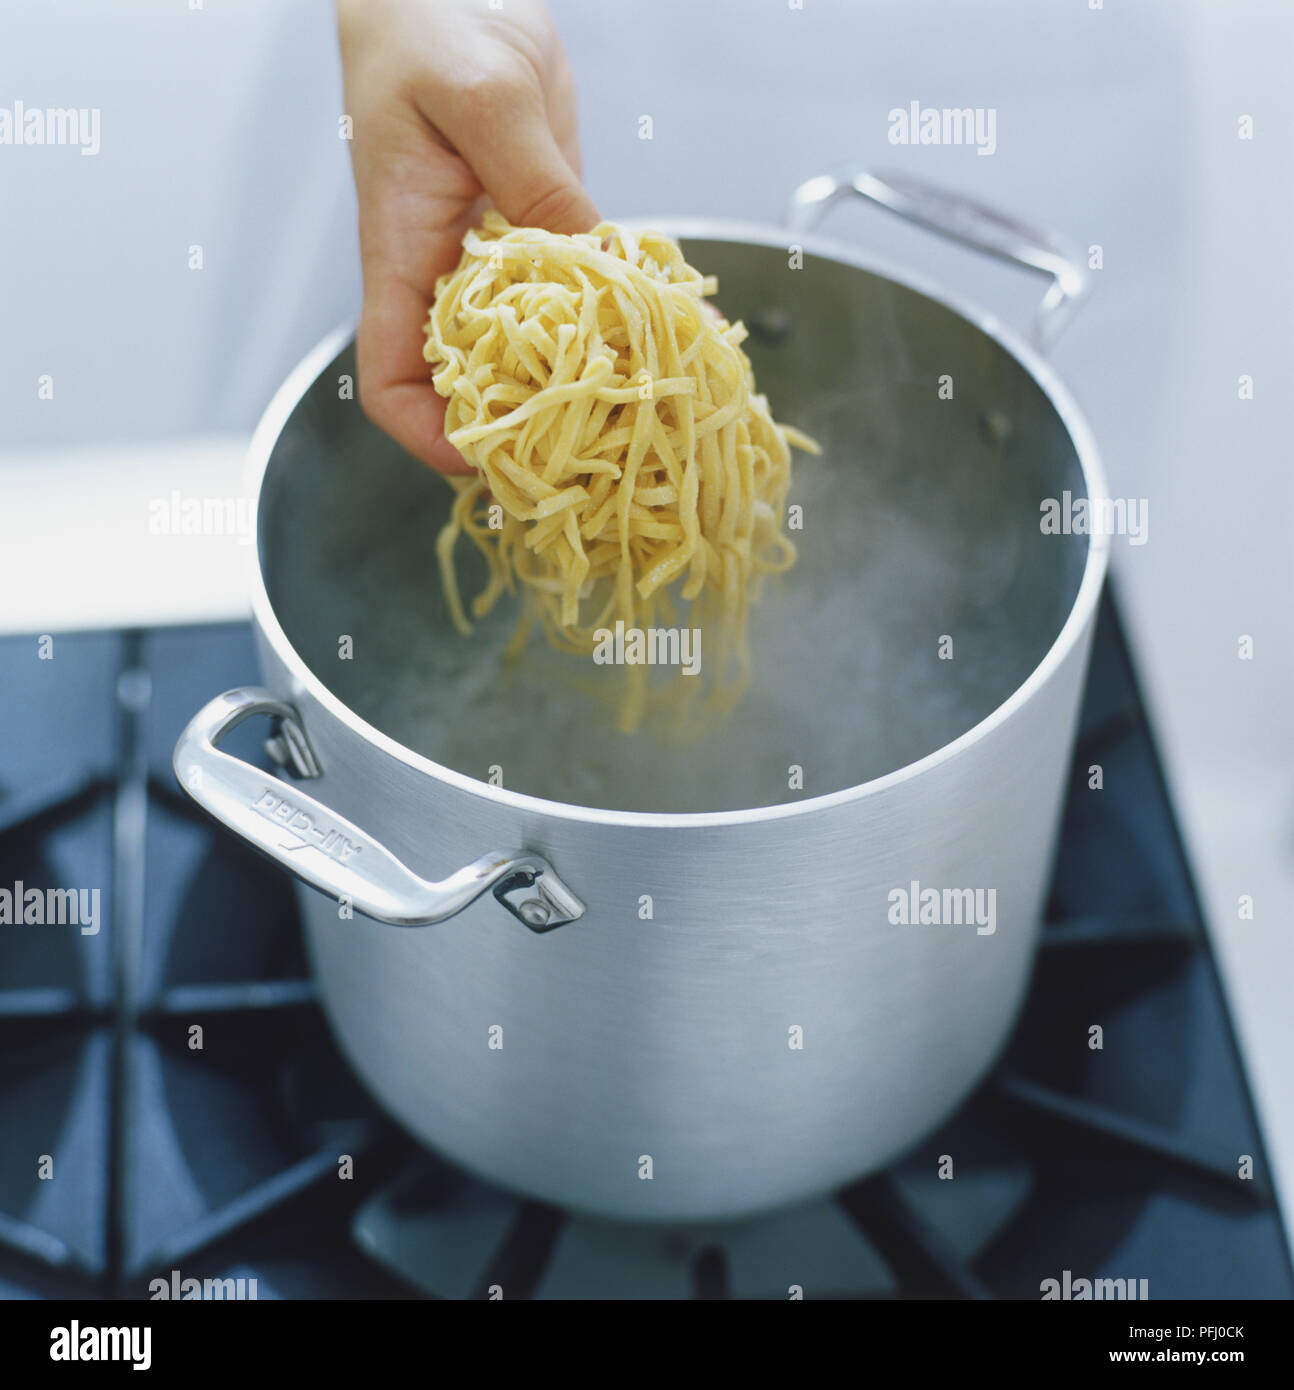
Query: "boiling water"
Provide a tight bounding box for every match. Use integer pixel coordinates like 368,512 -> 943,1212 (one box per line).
264,242 -> 1087,813
276,385 -> 1064,814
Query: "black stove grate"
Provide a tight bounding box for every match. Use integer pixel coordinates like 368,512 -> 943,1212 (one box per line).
0,591 -> 1289,1300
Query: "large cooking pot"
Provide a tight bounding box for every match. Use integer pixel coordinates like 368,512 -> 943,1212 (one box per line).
174,167 -> 1108,1222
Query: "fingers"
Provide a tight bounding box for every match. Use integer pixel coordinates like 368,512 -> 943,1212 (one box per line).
439,75 -> 600,235
350,131 -> 482,475
546,60 -> 584,178
349,55 -> 597,477
356,261 -> 475,476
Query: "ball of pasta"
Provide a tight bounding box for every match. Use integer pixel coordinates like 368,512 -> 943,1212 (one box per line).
423,211 -> 817,731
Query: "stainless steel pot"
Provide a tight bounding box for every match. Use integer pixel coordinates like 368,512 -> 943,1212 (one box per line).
174,167 -> 1108,1223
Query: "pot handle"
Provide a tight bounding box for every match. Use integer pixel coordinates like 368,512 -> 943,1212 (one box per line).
172,687 -> 584,931
786,166 -> 1086,350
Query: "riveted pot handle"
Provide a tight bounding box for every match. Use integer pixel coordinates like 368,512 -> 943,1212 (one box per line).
786,166 -> 1086,350
172,688 -> 584,931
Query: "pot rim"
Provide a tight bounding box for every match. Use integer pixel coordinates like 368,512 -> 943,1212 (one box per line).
246,218 -> 1110,829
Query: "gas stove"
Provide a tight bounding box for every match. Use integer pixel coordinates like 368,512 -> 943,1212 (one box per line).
0,592 -> 1289,1300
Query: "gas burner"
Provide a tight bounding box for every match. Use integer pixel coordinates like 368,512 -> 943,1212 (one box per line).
352,1109 -> 1031,1300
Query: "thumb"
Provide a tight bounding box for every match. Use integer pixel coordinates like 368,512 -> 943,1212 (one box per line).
445,87 -> 600,234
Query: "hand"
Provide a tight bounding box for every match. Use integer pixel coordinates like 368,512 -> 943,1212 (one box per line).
336,0 -> 598,473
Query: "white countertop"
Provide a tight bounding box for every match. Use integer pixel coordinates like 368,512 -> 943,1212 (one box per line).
0,438 -> 255,634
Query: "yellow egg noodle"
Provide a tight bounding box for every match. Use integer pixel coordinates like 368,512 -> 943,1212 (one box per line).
423,211 -> 819,732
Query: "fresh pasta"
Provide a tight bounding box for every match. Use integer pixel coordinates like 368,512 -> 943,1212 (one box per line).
423,211 -> 819,731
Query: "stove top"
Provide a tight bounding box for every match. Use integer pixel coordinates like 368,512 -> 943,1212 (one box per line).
1,593 -> 1289,1300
